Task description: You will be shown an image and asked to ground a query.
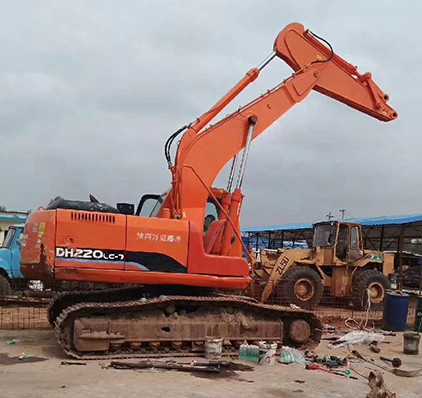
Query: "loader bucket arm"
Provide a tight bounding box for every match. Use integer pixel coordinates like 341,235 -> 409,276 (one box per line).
274,23 -> 397,122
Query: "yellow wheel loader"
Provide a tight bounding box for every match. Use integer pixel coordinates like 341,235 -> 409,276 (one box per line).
252,221 -> 394,310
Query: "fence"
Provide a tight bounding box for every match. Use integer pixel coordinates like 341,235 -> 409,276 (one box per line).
0,280 -> 120,330
0,282 -> 419,331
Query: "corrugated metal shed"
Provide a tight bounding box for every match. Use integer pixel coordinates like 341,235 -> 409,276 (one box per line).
243,214 -> 422,233
242,213 -> 422,253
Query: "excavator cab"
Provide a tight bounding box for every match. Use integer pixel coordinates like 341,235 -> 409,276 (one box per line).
124,191 -> 229,254
313,221 -> 363,264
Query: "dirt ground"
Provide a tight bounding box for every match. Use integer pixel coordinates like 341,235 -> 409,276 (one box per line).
0,330 -> 421,398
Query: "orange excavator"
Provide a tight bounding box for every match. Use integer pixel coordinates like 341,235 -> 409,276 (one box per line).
21,23 -> 397,359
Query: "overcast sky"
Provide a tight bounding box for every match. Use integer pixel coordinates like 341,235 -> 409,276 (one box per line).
0,1 -> 419,227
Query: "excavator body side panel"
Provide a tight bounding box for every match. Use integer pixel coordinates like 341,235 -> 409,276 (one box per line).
125,216 -> 189,273
54,267 -> 251,289
54,210 -> 127,271
21,209 -> 56,281
21,209 -> 250,288
35,210 -> 190,274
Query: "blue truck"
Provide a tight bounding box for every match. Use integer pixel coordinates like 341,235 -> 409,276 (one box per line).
0,225 -> 25,295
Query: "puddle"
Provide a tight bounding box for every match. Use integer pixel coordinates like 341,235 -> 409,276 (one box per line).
0,353 -> 48,365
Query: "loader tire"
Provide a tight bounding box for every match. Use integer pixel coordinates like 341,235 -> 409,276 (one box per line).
0,274 -> 12,296
277,266 -> 323,310
352,269 -> 390,310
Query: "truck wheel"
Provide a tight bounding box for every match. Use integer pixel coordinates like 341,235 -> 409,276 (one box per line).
0,274 -> 12,296
277,266 -> 323,309
352,269 -> 390,310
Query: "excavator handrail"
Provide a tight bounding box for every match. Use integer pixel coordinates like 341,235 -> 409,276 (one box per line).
182,164 -> 254,265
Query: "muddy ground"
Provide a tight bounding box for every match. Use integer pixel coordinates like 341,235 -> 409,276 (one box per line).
0,330 -> 421,398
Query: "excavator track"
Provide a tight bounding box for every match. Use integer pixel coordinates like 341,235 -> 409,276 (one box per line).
54,294 -> 323,360
48,286 -> 149,326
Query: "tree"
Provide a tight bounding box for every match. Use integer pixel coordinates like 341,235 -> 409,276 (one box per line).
0,205 -> 6,212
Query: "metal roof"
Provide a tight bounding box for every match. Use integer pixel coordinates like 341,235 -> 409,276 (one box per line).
243,214 -> 422,253
243,214 -> 422,238
244,221 -> 312,233
0,215 -> 27,223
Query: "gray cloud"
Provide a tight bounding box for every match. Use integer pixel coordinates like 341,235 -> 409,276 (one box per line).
0,0 -> 418,228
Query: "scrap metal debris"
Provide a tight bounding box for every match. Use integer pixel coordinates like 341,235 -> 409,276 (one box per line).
305,363 -> 357,379
304,352 -> 347,369
352,350 -> 422,378
366,371 -> 396,398
191,360 -> 254,371
380,357 -> 401,368
369,343 -> 381,353
60,360 -> 87,366
106,359 -> 254,375
391,368 -> 422,377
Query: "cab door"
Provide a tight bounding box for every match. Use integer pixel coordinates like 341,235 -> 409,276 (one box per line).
347,226 -> 363,262
11,228 -> 24,278
335,224 -> 348,262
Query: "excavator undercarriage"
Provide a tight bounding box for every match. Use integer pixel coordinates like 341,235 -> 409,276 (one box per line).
51,288 -> 322,359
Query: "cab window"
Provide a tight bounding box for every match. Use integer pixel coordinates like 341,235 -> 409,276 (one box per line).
204,200 -> 219,235
336,224 -> 348,260
2,228 -> 15,249
350,227 -> 360,250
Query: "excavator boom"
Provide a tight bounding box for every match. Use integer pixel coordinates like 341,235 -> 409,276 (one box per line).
170,23 -> 397,230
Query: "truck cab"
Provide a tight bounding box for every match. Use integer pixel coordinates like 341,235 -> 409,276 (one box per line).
0,225 -> 25,294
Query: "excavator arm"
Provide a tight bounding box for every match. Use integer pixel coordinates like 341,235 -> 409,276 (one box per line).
166,23 -> 397,231
274,24 -> 397,121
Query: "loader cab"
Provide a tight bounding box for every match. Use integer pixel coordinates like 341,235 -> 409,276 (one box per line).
313,221 -> 363,263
